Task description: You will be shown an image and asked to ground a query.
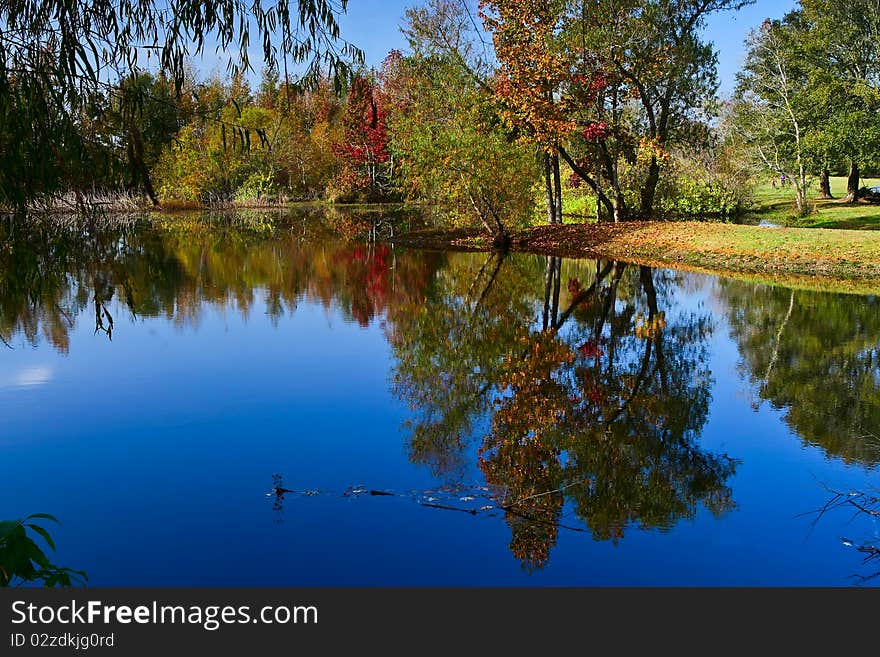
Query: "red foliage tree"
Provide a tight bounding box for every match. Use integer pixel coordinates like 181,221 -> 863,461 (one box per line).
333,74 -> 392,200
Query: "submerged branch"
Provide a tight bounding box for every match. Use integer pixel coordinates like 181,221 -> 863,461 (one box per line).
269,474 -> 593,535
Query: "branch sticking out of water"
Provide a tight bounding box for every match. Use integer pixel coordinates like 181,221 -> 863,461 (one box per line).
268,474 -> 591,534
805,482 -> 880,585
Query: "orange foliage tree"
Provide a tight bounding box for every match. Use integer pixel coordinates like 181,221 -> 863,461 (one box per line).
479,0 -> 615,222
481,0 -> 751,221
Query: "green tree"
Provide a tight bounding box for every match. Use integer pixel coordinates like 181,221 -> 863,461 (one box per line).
733,18 -> 812,215
797,0 -> 880,202
386,2 -> 537,244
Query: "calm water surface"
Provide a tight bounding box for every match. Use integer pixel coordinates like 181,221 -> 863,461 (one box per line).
1,213 -> 878,585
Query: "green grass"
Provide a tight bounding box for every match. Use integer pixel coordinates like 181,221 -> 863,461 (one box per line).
535,173 -> 880,230
752,176 -> 880,230
530,181 -> 600,226
506,221 -> 880,294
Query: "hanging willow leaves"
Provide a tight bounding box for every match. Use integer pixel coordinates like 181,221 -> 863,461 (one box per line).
0,0 -> 364,210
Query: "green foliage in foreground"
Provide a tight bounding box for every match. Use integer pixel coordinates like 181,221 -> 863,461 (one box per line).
0,514 -> 87,587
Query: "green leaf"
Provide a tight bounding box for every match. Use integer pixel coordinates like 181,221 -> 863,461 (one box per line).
25,524 -> 56,551
0,520 -> 22,541
24,513 -> 58,523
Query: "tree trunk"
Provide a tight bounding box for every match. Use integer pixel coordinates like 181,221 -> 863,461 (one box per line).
845,161 -> 860,203
612,191 -> 626,223
552,153 -> 563,224
795,186 -> 808,216
818,168 -> 833,199
543,153 -> 555,225
557,145 -> 615,220
542,256 -> 554,331
640,157 -> 661,219
127,127 -> 160,206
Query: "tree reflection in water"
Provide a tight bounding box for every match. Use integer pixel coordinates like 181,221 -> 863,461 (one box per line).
721,280 -> 880,582
0,210 -> 437,351
2,216 -> 738,571
721,280 -> 880,467
391,253 -> 738,570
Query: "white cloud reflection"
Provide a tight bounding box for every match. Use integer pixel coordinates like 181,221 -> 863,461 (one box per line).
1,366 -> 53,389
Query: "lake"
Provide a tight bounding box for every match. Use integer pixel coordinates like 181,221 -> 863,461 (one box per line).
1,211 -> 878,586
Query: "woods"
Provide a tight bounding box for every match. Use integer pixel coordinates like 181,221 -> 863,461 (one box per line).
3,0 -> 879,233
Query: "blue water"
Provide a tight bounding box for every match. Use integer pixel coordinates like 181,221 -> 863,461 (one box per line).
1,219 -> 878,585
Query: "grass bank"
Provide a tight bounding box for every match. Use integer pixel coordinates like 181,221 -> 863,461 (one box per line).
392,221 -> 880,295
752,176 -> 880,229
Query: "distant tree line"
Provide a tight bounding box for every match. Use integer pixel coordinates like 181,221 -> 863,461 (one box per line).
9,1 -> 877,229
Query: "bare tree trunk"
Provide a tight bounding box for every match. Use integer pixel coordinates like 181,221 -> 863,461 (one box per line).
818,168 -> 833,199
127,127 -> 160,206
552,153 -> 563,224
544,153 -> 556,225
796,156 -> 808,216
845,161 -> 860,203
612,192 -> 626,223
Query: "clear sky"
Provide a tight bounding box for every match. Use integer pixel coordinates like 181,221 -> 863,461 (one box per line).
335,0 -> 799,94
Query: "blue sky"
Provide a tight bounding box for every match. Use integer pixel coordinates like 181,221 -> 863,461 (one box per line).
335,0 -> 798,94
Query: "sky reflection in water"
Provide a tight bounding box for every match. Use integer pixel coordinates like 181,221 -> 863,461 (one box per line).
1,214 -> 878,585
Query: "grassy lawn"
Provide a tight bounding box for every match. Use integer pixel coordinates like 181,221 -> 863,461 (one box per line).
511,221 -> 880,294
752,176 -> 880,229
397,220 -> 880,292
544,174 -> 880,230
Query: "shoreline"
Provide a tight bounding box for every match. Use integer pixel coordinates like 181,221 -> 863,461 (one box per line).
389,221 -> 880,295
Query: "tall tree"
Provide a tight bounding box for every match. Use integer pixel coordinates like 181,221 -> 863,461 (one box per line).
387,2 -> 536,243
332,74 -> 393,201
480,0 -> 609,221
734,18 -> 811,216
797,0 -> 880,203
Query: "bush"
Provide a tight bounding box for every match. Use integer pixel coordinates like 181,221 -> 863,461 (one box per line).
235,169 -> 280,204
659,177 -> 745,219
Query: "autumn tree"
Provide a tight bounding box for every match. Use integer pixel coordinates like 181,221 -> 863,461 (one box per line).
387,2 -> 536,243
481,0 -> 749,221
151,76 -> 280,204
272,79 -> 346,199
330,74 -> 393,201
480,0 -> 603,222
